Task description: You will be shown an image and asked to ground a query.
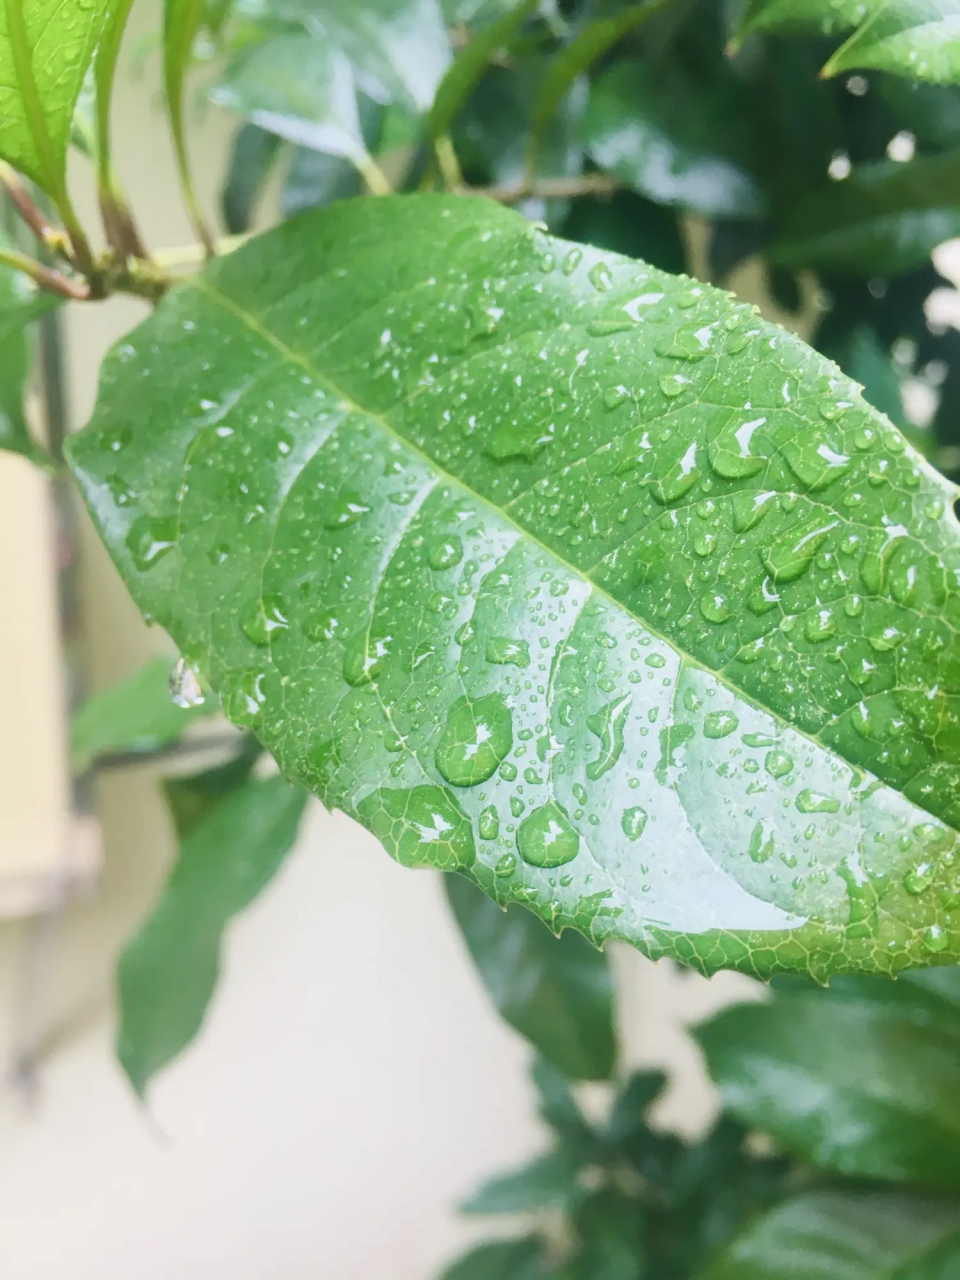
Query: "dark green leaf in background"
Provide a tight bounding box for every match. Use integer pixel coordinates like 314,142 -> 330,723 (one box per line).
221,124 -> 282,235
461,1147 -> 584,1214
698,972 -> 960,1191
700,1189 -> 960,1280
68,194 -> 960,980
440,1237 -> 547,1280
72,656 -> 216,772
771,152 -> 960,276
0,244 -> 57,462
446,873 -> 616,1080
581,61 -> 766,218
117,774 -> 307,1094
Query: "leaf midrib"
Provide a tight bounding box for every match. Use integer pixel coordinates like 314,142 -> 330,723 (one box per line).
187,271 -> 957,841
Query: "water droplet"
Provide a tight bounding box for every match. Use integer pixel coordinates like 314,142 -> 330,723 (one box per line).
562,247 -> 583,275
499,761 -> 518,781
845,596 -> 864,618
495,852 -> 516,876
782,439 -> 850,490
479,806 -> 500,840
223,668 -> 266,727
748,820 -> 776,863
765,750 -> 793,779
586,694 -> 631,780
588,261 -> 613,292
126,515 -> 178,570
428,535 -> 463,570
650,444 -> 700,504
240,593 -> 289,646
101,423 -> 131,453
169,658 -> 204,708
324,491 -> 370,529
603,385 -> 629,410
645,652 -> 666,669
707,418 -> 766,479
435,694 -> 513,787
621,807 -> 647,840
924,925 -> 949,953
903,862 -> 936,896
732,490 -> 776,533
510,795 -> 526,818
486,636 -> 530,667
700,593 -> 731,624
659,373 -> 687,399
304,610 -> 340,642
343,633 -> 390,685
804,608 -> 837,643
703,710 -> 738,739
763,517 -> 838,583
358,785 -> 475,870
517,802 -> 580,867
796,789 -> 840,814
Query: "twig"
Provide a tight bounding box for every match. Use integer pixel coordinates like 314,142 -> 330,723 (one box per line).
0,247 -> 90,300
466,173 -> 620,203
0,162 -> 68,257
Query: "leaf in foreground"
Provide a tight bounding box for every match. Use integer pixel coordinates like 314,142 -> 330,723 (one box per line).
117,775 -> 306,1094
700,1189 -> 960,1280
698,970 -> 960,1191
68,194 -> 960,979
445,872 -> 616,1080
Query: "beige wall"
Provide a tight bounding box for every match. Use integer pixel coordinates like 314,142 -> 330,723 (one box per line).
0,7 -> 758,1275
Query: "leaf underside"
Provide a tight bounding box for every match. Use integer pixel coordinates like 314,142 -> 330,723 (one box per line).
68,194 -> 960,980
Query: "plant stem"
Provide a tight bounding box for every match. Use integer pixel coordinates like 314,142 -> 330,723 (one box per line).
468,173 -> 620,203
357,154 -> 393,196
435,135 -> 463,191
0,162 -> 68,257
0,247 -> 89,300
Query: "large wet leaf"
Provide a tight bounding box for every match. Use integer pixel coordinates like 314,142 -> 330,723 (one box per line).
0,0 -> 111,195
68,194 -> 960,979
698,972 -> 960,1190
700,1189 -> 960,1280
445,872 -> 616,1079
117,775 -> 306,1094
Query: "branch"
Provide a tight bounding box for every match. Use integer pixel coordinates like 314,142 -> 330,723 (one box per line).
0,247 -> 89,300
465,173 -> 620,203
0,162 -> 68,257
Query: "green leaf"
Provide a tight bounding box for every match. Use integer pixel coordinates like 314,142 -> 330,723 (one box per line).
823,2 -> 960,86
211,36 -> 371,169
117,775 -> 307,1094
221,124 -> 282,235
71,656 -> 215,772
527,1 -> 670,178
735,0 -> 874,43
839,325 -> 907,430
0,245 -> 56,462
94,0 -> 136,177
430,0 -> 537,141
566,1187 -> 645,1280
533,1057 -> 597,1152
163,0 -> 209,236
446,873 -> 616,1079
770,152 -> 960,276
269,0 -> 451,114
440,1238 -> 547,1280
163,734 -> 263,836
67,194 -> 960,981
461,1148 -> 583,1214
698,978 -> 960,1191
0,0 -> 111,197
581,61 -> 766,218
280,94 -> 384,221
699,1189 -> 960,1280
560,190 -> 686,276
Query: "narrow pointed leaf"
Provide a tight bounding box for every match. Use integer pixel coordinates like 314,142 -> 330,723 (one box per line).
771,152 -> 960,276
0,0 -> 111,195
461,1148 -> 583,1214
221,124 -> 282,235
72,656 -> 216,771
430,0 -> 537,141
699,1190 -> 960,1280
735,0 -> 872,43
211,37 -> 369,165
446,872 -> 616,1079
94,0 -> 137,175
0,246 -> 57,461
117,775 -> 307,1095
440,1238 -> 547,1280
67,195 -> 960,980
698,978 -> 960,1190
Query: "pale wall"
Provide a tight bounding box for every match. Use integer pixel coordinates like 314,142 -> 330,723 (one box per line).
0,5 -> 758,1275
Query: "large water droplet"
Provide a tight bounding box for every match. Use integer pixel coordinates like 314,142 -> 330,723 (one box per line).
358,785 -> 475,870
700,593 -> 732,624
435,693 -> 513,787
223,668 -> 266,727
126,515 -> 178,570
517,802 -> 580,867
804,608 -> 837,643
763,516 -> 838,583
343,633 -> 390,685
588,261 -> 613,292
748,819 -> 776,863
795,789 -> 840,814
240,593 -> 289,646
479,806 -> 500,840
486,636 -> 530,667
169,657 -> 204,708
903,861 -> 936,896
707,418 -> 766,478
324,491 -> 370,529
428,535 -> 464,570
621,806 -> 647,840
764,750 -> 793,779
782,439 -> 851,490
703,710 -> 738,739
732,490 -> 776,533
586,694 -> 630,780
304,610 -> 340,642
650,444 -> 700,504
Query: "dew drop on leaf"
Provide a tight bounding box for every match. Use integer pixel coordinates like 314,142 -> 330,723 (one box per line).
435,694 -> 513,787
703,710 -> 738,739
169,657 -> 204,708
358,784 -> 475,870
765,750 -> 794,779
479,806 -> 500,840
621,806 -> 647,840
240,593 -> 289,646
126,515 -> 178,570
428,535 -> 464,570
486,636 -> 531,667
517,802 -> 580,867
795,789 -> 841,814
